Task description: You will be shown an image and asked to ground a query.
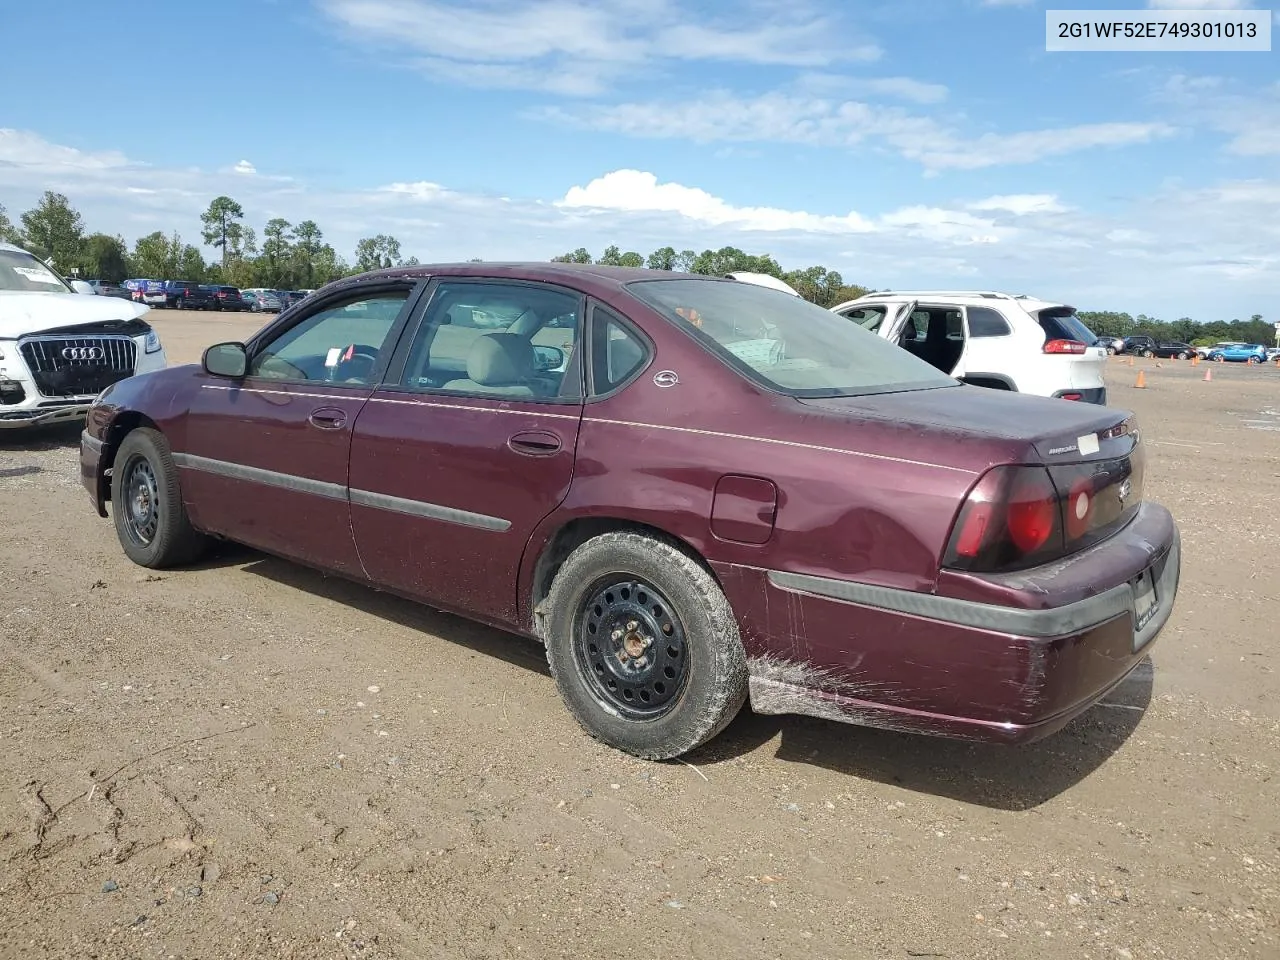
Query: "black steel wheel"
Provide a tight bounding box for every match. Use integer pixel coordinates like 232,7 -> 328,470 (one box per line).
543,531 -> 747,759
120,452 -> 160,548
575,577 -> 689,720
111,428 -> 209,568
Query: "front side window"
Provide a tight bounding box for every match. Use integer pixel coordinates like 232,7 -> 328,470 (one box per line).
248,290 -> 409,383
628,278 -> 955,398
400,281 -> 582,401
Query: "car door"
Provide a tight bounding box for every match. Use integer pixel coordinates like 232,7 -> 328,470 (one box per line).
347,277 -> 585,628
960,305 -> 1015,381
180,281 -> 421,575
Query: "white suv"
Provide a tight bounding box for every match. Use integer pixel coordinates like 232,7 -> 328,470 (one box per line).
0,242 -> 168,429
829,291 -> 1110,404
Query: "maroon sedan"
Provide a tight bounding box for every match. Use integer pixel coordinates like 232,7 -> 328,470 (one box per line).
80,264 -> 1180,759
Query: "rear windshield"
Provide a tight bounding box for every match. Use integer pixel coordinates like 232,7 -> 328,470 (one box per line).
0,250 -> 72,293
1037,308 -> 1098,345
626,278 -> 957,398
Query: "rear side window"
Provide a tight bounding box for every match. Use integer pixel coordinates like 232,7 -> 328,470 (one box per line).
590,305 -> 649,395
1037,309 -> 1098,345
966,306 -> 1012,338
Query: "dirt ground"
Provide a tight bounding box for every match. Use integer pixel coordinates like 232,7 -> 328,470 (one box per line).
1,310 -> 1277,960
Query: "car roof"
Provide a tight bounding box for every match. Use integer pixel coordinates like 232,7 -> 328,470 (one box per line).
839,290 -> 1071,309
332,261 -> 701,295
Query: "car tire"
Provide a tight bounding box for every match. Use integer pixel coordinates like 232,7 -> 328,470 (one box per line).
1178,352 -> 1189,360
111,428 -> 209,569
542,530 -> 748,760
1247,356 -> 1261,364
1107,346 -> 1117,355
1143,349 -> 1154,358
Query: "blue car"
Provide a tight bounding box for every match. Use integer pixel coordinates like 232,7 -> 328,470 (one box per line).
1207,343 -> 1268,364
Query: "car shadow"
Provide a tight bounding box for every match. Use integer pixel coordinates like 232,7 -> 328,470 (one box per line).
683,658 -> 1155,811
221,547 -> 552,678
0,421 -> 83,451
187,543 -> 1152,808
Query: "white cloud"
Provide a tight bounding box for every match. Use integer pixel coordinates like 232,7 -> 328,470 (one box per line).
539,94 -> 1175,171
862,77 -> 949,105
968,194 -> 1069,215
232,160 -> 257,175
1159,74 -> 1280,156
2,128 -> 1278,320
318,0 -> 876,95
558,169 -> 876,233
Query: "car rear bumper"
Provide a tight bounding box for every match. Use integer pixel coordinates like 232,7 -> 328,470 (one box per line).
718,502 -> 1180,743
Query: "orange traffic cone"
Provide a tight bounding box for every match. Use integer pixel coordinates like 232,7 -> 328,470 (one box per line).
1203,368 -> 1212,382
1128,355 -> 1135,367
1135,370 -> 1146,388
1192,355 -> 1199,366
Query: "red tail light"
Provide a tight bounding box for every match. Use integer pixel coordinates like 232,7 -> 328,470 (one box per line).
1059,392 -> 1083,401
944,465 -> 1064,572
1044,339 -> 1087,354
1006,470 -> 1058,553
944,441 -> 1144,574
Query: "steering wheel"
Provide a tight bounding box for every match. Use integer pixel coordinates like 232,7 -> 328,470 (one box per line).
325,343 -> 380,383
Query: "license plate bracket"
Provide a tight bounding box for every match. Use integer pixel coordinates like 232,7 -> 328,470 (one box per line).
1132,565 -> 1160,643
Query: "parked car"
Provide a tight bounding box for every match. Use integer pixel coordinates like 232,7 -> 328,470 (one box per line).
1095,335 -> 1124,354
0,242 -> 168,429
80,263 -> 1179,759
85,279 -> 122,296
242,289 -> 283,312
241,290 -> 282,312
160,280 -> 213,310
830,290 -> 1110,403
1119,335 -> 1156,356
123,278 -> 166,306
210,285 -> 247,311
1266,347 -> 1280,362
1145,340 -> 1195,360
1207,342 -> 1268,364
725,272 -> 802,297
281,290 -> 308,308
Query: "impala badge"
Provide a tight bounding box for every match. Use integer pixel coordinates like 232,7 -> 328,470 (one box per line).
653,370 -> 679,388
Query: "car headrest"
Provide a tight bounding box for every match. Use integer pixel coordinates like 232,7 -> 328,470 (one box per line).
445,306 -> 473,326
467,333 -> 535,386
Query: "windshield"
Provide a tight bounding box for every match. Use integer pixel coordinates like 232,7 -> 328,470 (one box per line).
0,250 -> 73,293
627,278 -> 957,398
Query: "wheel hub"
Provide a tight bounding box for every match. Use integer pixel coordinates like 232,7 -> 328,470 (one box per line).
576,579 -> 687,719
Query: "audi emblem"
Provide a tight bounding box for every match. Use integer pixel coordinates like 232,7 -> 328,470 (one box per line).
62,346 -> 104,361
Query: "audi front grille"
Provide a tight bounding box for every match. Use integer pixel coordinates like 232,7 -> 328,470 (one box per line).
18,336 -> 138,398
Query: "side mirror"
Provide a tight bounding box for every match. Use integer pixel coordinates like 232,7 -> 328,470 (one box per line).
70,279 -> 96,295
203,342 -> 248,378
533,344 -> 566,372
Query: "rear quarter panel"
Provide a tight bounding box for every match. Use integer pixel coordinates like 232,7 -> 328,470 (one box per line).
518,292 -> 1013,629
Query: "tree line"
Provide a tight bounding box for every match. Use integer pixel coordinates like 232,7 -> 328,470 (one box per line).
550,246 -> 870,308
1076,311 -> 1274,349
1,191 -> 1270,341
0,192 -> 417,291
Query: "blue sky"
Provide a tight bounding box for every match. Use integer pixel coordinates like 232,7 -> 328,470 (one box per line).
0,0 -> 1276,319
